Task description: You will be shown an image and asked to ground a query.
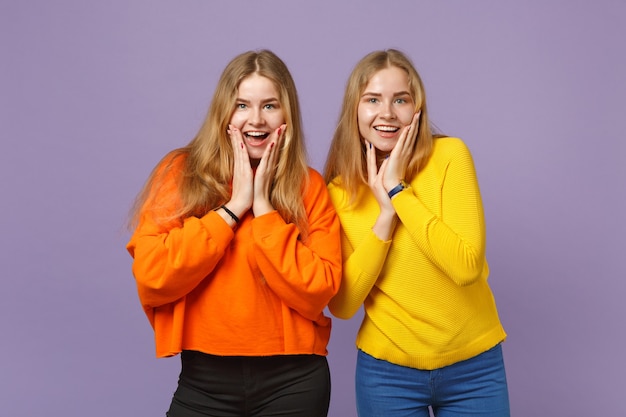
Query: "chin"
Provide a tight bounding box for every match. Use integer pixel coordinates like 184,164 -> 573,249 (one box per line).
367,138 -> 397,153
245,148 -> 267,161
375,144 -> 396,154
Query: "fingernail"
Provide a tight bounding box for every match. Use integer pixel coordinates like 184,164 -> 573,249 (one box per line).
270,142 -> 275,149
240,143 -> 244,149
369,143 -> 372,149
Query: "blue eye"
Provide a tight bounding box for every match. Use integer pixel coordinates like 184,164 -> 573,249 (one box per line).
395,98 -> 406,104
368,98 -> 378,104
236,103 -> 247,109
264,104 -> 275,110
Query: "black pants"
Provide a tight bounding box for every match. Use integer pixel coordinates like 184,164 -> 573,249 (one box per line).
166,351 -> 331,417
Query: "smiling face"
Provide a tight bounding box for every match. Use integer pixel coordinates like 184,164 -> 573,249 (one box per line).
229,73 -> 285,161
357,66 -> 416,155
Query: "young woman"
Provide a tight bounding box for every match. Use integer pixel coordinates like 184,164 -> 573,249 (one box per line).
127,50 -> 342,417
324,49 -> 510,416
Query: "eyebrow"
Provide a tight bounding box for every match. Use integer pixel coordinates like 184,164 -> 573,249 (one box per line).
235,97 -> 280,104
361,91 -> 412,97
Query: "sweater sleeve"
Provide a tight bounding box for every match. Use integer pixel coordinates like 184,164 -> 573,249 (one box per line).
126,158 -> 235,308
251,170 -> 342,321
325,183 -> 392,319
393,138 -> 487,286
329,230 -> 391,319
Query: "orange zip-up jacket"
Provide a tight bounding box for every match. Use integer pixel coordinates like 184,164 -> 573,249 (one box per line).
127,155 -> 342,358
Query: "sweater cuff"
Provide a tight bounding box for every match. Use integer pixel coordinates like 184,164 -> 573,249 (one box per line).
201,210 -> 236,250
251,210 -> 285,237
356,231 -> 392,277
392,188 -> 435,228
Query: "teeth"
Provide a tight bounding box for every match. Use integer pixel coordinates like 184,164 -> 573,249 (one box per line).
246,131 -> 267,137
375,126 -> 399,132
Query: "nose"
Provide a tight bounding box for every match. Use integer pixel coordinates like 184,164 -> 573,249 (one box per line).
381,101 -> 396,120
249,107 -> 265,126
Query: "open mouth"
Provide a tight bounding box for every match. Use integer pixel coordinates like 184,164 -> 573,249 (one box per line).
244,131 -> 270,143
374,126 -> 400,133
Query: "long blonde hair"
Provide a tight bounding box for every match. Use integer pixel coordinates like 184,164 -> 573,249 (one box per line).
129,50 -> 309,234
324,49 -> 438,202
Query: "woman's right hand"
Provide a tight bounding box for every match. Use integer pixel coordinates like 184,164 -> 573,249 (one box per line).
366,141 -> 397,240
366,141 -> 395,214
226,125 -> 253,217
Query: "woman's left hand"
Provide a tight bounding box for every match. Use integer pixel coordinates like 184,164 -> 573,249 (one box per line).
252,124 -> 286,217
382,111 -> 420,191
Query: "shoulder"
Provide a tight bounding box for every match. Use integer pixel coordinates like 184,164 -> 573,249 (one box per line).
304,167 -> 327,193
432,136 -> 469,153
303,167 -> 330,199
307,167 -> 325,184
302,168 -> 338,215
429,137 -> 473,163
144,149 -> 190,201
326,175 -> 349,201
154,149 -> 189,178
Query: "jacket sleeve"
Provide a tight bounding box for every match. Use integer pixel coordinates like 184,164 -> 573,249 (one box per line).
252,170 -> 342,321
126,159 -> 235,308
393,138 -> 487,286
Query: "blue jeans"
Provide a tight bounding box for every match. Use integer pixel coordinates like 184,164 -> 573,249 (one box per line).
356,344 -> 510,417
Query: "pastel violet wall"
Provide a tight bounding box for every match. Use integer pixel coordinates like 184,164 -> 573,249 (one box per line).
2,1 -> 625,416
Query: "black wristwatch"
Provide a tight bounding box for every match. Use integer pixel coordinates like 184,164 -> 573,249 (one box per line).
387,180 -> 409,199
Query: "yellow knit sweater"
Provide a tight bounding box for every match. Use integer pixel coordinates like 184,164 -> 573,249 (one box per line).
328,137 -> 506,370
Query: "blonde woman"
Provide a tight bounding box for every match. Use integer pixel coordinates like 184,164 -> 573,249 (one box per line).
324,49 -> 509,416
127,50 -> 341,417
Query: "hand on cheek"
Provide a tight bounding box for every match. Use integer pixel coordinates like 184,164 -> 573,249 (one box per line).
383,111 -> 421,190
252,124 -> 287,216
226,124 -> 254,218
